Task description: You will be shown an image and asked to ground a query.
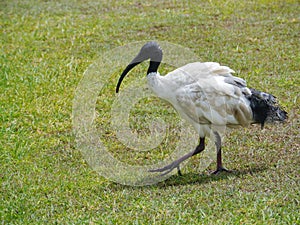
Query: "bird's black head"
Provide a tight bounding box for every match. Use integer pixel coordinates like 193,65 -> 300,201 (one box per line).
116,41 -> 163,93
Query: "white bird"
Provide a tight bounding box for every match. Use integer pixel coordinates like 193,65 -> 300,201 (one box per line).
116,41 -> 287,175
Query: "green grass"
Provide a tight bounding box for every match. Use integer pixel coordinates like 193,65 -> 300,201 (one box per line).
1,0 -> 299,224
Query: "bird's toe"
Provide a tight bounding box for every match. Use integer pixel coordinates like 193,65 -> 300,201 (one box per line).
211,167 -> 232,175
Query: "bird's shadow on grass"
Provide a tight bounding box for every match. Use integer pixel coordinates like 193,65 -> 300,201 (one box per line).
157,165 -> 268,187
107,165 -> 268,190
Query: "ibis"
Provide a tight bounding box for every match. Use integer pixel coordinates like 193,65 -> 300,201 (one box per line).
116,41 -> 288,175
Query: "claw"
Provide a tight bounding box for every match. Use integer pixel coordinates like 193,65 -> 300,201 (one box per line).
212,167 -> 232,175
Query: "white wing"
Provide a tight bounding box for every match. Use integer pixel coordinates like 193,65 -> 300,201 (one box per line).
159,62 -> 253,129
175,81 -> 252,126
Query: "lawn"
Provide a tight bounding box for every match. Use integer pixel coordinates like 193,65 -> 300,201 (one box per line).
1,0 -> 299,224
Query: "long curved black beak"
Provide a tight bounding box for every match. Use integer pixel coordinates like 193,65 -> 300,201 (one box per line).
116,61 -> 141,93
115,41 -> 163,93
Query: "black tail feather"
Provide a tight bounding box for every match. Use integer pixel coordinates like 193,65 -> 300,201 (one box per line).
248,88 -> 288,129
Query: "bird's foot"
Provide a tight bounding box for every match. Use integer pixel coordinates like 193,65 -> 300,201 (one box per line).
149,150 -> 195,176
211,167 -> 232,175
149,161 -> 182,176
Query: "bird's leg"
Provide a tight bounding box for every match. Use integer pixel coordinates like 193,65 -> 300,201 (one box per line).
149,137 -> 205,176
177,137 -> 205,175
212,132 -> 231,174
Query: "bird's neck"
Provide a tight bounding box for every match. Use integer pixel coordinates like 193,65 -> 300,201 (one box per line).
147,71 -> 159,83
147,72 -> 160,92
147,61 -> 160,74
147,72 -> 172,101
146,60 -> 161,90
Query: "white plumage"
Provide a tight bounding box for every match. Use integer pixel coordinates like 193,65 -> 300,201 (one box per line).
147,62 -> 253,136
116,42 -> 287,175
